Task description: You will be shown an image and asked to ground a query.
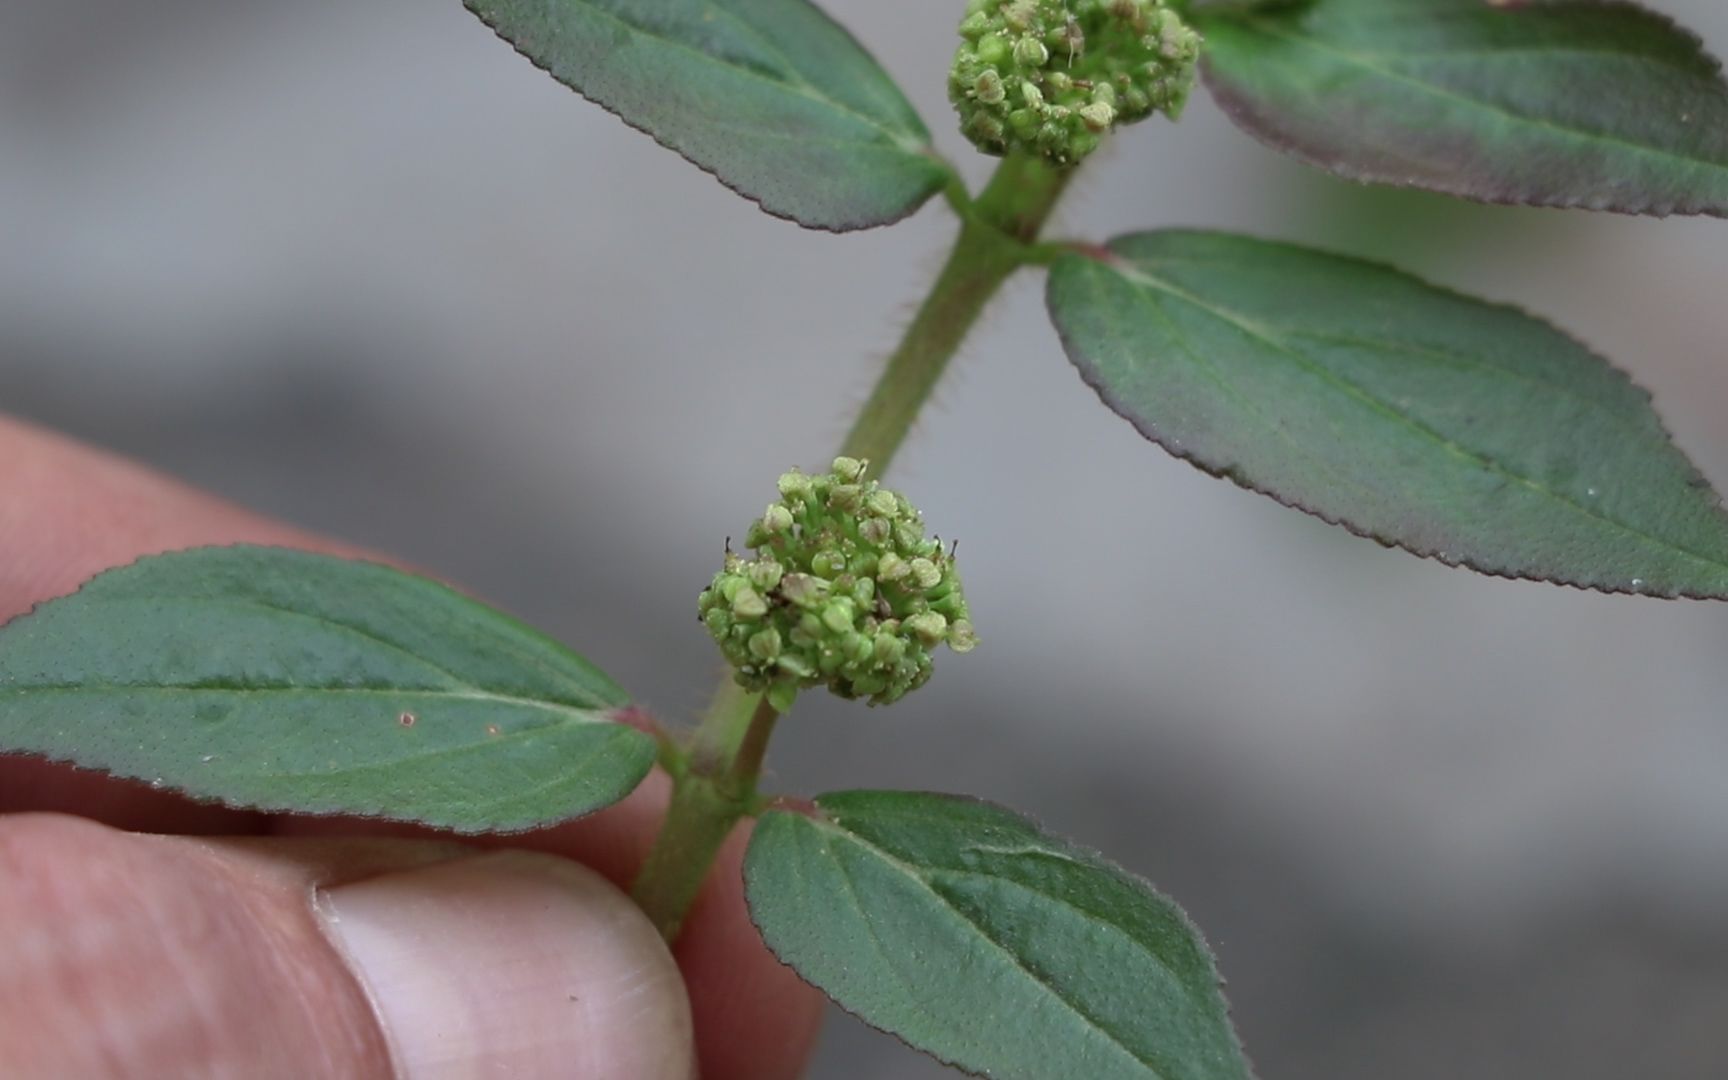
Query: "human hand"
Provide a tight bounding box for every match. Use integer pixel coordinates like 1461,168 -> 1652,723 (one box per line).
0,416 -> 824,1079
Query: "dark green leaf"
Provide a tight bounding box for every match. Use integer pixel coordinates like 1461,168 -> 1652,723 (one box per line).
1047,230 -> 1728,597
745,790 -> 1251,1080
465,0 -> 950,231
1197,0 -> 1728,217
0,547 -> 656,832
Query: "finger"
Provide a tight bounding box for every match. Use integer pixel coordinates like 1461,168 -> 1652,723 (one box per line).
0,814 -> 694,1079
0,415 -> 356,622
279,775 -> 826,1080
672,821 -> 827,1080
0,415 -> 355,834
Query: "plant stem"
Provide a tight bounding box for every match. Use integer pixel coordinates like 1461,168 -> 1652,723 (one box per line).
629,150 -> 1071,943
631,680 -> 778,940
842,150 -> 1072,470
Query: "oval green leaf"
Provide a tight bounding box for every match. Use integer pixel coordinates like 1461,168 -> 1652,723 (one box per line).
745,790 -> 1252,1080
1196,0 -> 1728,217
0,547 -> 657,832
1047,230 -> 1728,597
464,0 -> 950,231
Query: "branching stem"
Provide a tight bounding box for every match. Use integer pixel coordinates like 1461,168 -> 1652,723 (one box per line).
629,150 -> 1073,943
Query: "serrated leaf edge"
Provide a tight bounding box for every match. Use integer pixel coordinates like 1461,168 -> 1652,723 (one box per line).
1048,232 -> 1728,599
744,790 -> 1256,1080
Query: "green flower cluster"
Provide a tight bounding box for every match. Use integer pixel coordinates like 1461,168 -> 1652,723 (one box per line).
698,457 -> 976,713
949,0 -> 1201,166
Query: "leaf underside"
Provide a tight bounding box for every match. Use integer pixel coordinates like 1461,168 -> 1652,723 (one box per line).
464,0 -> 949,231
1046,229 -> 1728,598
1197,0 -> 1728,217
0,547 -> 657,832
745,790 -> 1252,1080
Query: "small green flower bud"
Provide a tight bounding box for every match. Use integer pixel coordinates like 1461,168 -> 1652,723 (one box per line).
817,643 -> 845,675
828,483 -> 862,512
778,469 -> 813,503
821,597 -> 858,635
909,557 -> 943,590
732,586 -> 768,620
748,559 -> 785,592
974,69 -> 1007,105
699,458 -> 977,708
1079,101 -> 1115,132
748,627 -> 782,661
1014,36 -> 1049,67
977,32 -> 1012,67
792,611 -> 823,646
780,572 -> 826,609
949,620 -> 980,654
842,631 -> 873,665
905,611 -> 949,645
874,634 -> 905,664
811,550 -> 846,579
860,516 -> 891,546
768,680 -> 799,714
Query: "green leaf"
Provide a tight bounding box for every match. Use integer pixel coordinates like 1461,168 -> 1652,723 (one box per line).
1047,230 -> 1728,597
1196,0 -> 1728,217
744,790 -> 1252,1080
464,0 -> 950,231
0,547 -> 657,832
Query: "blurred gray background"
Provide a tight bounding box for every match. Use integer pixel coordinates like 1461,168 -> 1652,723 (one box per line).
5,2 -> 1728,1076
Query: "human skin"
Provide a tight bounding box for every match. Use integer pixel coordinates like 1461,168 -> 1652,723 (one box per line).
0,415 -> 825,1079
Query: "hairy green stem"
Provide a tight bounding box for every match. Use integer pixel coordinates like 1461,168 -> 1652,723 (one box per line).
629,150 -> 1072,943
631,681 -> 778,940
842,150 -> 1072,469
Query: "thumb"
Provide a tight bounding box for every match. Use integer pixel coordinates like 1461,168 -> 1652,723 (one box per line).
0,814 -> 695,1079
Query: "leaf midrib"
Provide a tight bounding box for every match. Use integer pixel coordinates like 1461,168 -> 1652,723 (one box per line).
1125,246 -> 1704,446
71,592 -> 620,712
811,815 -> 1182,1079
1081,260 -> 1385,507
1108,259 -> 1728,579
570,0 -> 929,154
2,684 -> 635,805
1234,13 -> 1728,173
694,0 -> 920,142
3,683 -> 607,719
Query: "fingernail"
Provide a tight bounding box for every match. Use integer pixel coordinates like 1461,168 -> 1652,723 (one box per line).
318,851 -> 694,1080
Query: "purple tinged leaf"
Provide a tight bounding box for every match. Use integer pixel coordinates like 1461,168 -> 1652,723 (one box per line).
1197,0 -> 1728,217
1047,230 -> 1728,598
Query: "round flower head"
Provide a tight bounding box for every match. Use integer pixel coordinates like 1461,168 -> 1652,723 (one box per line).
698,458 -> 976,712
950,0 -> 1201,166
